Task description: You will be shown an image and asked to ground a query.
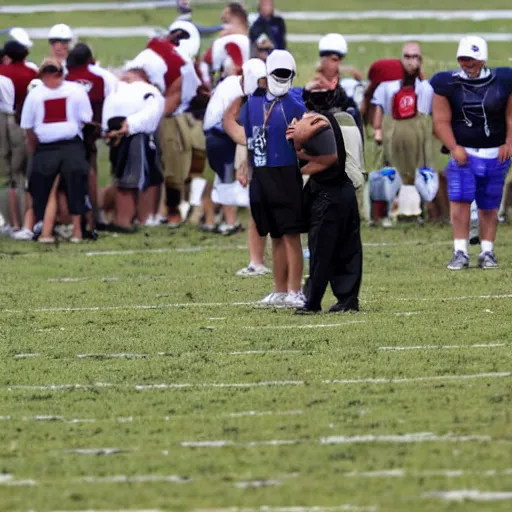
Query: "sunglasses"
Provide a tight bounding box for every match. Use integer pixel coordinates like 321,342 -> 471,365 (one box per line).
49,39 -> 71,45
41,65 -> 63,74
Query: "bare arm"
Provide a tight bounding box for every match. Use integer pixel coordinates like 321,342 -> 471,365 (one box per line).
498,94 -> 512,162
164,76 -> 183,117
432,93 -> 457,151
222,97 -> 246,146
299,152 -> 338,175
372,105 -> 384,142
25,129 -> 37,154
506,94 -> 512,146
339,65 -> 364,81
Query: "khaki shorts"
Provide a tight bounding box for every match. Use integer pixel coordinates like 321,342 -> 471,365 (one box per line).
158,114 -> 194,190
0,112 -> 27,187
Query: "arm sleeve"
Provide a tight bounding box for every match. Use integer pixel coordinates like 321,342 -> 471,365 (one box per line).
371,83 -> 386,107
302,126 -> 337,156
20,90 -> 36,129
430,72 -> 450,98
225,42 -> 244,68
126,90 -> 165,134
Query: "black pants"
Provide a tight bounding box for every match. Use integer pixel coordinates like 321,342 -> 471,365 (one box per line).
306,180 -> 363,311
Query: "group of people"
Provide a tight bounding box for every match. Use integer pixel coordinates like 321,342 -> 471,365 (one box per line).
1,0 -> 511,311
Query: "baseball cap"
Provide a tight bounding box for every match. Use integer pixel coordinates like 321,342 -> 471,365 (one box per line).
457,36 -> 488,61
266,49 -> 296,75
9,27 -> 33,48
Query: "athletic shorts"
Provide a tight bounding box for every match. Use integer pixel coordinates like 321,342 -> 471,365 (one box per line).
205,129 -> 236,183
446,152 -> 510,210
249,164 -> 304,239
29,137 -> 89,221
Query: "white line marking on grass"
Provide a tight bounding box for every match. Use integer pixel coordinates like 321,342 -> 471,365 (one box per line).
320,433 -> 490,444
14,353 -> 40,359
6,371 -> 510,393
66,448 -> 126,455
77,353 -> 149,359
323,372 -> 512,385
234,480 -> 282,488
424,490 -> 512,502
227,350 -> 303,355
344,468 -> 512,478
78,475 -> 190,484
394,312 -> 420,317
85,245 -> 247,256
52,510 -> 163,512
192,507 -> 377,512
282,10 -> 512,21
397,294 -> 512,302
245,321 -> 366,330
378,343 -> 505,351
227,410 -> 304,418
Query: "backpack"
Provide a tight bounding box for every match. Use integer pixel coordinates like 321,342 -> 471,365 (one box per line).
392,83 -> 417,120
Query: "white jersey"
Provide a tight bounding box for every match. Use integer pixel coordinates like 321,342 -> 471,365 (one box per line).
0,75 -> 15,114
102,80 -> 164,135
203,75 -> 243,131
20,80 -> 93,143
371,78 -> 433,115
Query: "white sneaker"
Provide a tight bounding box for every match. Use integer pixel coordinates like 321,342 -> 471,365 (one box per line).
381,217 -> 393,228
12,228 -> 34,241
1,225 -> 14,237
144,215 -> 161,227
284,291 -> 307,308
236,264 -> 271,277
258,292 -> 288,305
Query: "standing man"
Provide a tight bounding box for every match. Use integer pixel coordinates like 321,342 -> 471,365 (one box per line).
287,111 -> 362,314
0,41 -> 38,236
20,57 -> 93,242
239,50 -> 306,306
431,36 -> 512,269
48,24 -> 74,74
249,0 -> 287,52
67,43 -> 118,228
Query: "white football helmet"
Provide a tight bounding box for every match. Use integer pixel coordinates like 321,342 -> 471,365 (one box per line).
48,24 -> 73,41
319,33 -> 348,56
168,20 -> 200,61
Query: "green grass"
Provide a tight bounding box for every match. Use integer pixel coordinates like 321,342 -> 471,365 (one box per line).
1,224 -> 512,511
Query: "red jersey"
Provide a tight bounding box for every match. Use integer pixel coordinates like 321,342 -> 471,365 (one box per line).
146,39 -> 185,91
0,62 -> 38,118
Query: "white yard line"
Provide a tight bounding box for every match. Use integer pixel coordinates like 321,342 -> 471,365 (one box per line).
227,410 -> 303,417
378,343 -> 505,351
343,468 -> 512,478
245,321 -> 366,330
0,0 -> 220,14
227,350 -> 303,355
77,475 -> 190,483
85,245 -> 247,256
192,507 -> 377,512
5,371 -> 511,392
0,474 -> 37,486
15,28 -> 512,42
424,490 -> 512,502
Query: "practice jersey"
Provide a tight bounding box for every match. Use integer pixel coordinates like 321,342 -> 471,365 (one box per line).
20,80 -> 93,143
372,78 -> 433,115
210,34 -> 250,72
203,75 -> 243,131
0,75 -> 15,114
0,61 -> 38,117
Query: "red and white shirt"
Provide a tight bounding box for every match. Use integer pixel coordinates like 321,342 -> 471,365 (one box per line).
209,34 -> 250,73
66,63 -> 118,123
129,39 -> 185,94
20,81 -> 93,143
0,61 -> 38,117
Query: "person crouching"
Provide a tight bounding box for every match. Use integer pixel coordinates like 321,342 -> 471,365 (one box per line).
20,57 -> 93,243
287,111 -> 362,314
102,67 -> 164,231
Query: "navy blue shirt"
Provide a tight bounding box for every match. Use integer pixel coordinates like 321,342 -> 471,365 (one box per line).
249,15 -> 287,50
431,67 -> 512,148
240,93 -> 306,168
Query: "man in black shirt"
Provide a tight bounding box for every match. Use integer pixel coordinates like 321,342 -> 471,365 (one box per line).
249,0 -> 286,52
287,112 -> 363,314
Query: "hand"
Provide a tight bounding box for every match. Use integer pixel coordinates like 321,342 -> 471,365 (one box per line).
498,141 -> 512,163
450,145 -> 468,166
236,161 -> 249,187
285,118 -> 298,141
373,128 -> 383,144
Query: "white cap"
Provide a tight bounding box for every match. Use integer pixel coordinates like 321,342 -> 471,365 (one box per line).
48,24 -> 73,41
168,20 -> 200,60
242,58 -> 266,95
319,33 -> 348,56
266,49 -> 296,75
9,27 -> 33,48
457,36 -> 488,61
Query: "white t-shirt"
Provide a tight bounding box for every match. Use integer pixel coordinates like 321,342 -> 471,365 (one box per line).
20,80 -> 93,143
89,63 -> 119,98
128,49 -> 168,94
102,80 -> 164,135
0,75 -> 15,114
211,34 -> 250,72
371,78 -> 434,115
203,75 -> 243,132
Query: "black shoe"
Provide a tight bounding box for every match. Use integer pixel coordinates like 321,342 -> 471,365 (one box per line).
328,298 -> 359,313
295,307 -> 321,315
83,229 -> 98,241
469,235 -> 480,246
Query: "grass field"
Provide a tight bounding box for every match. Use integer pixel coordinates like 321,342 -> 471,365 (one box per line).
2,0 -> 512,510
1,223 -> 512,512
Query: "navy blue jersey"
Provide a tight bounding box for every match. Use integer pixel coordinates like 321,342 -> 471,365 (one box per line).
240,93 -> 306,168
431,68 -> 512,148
